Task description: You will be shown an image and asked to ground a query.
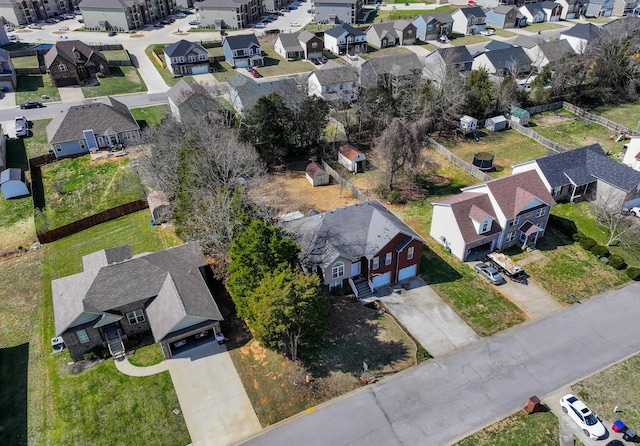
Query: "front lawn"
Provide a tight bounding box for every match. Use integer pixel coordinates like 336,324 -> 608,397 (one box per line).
449,32 -> 490,46
362,45 -> 411,60
16,75 -> 61,104
522,22 -> 564,32
493,28 -> 516,38
22,118 -> 53,158
81,66 -> 147,98
130,104 -> 169,128
39,155 -> 146,231
456,410 -> 559,445
256,41 -> 316,77
101,49 -> 130,61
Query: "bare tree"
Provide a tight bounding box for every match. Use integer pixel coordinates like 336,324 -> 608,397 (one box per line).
594,193 -> 640,247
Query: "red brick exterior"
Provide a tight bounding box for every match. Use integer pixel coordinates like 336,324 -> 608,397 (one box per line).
368,233 -> 423,284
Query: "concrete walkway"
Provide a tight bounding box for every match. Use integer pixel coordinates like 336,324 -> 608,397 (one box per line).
368,277 -> 480,357
114,356 -> 169,376
58,86 -> 86,103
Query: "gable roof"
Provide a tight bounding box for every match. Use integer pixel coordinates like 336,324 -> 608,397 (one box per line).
224,33 -> 260,50
325,23 -> 366,38
511,35 -> 540,49
536,39 -> 574,63
44,40 -> 106,68
434,193 -> 502,244
433,46 -> 473,65
277,32 -> 305,52
482,170 -> 556,219
361,53 -> 424,77
283,200 -> 424,269
535,144 -> 640,192
456,6 -> 487,18
492,5 -> 519,14
228,74 -> 298,112
306,162 -> 325,176
520,3 -> 545,14
339,144 -> 363,161
366,22 -> 400,40
0,167 -> 23,183
417,12 -> 454,24
477,46 -> 531,69
310,66 -> 358,85
485,40 -> 514,51
561,23 -> 605,40
539,1 -> 562,9
163,39 -> 207,57
46,97 -> 139,144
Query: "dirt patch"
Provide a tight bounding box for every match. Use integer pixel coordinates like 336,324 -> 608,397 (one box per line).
533,111 -> 576,126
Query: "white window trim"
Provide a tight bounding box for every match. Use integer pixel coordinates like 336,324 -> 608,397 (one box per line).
332,261 -> 344,279
372,256 -> 380,270
127,309 -> 145,325
536,208 -> 546,218
480,220 -> 491,233
384,252 -> 392,266
506,231 -> 516,242
77,329 -> 89,344
407,246 -> 414,261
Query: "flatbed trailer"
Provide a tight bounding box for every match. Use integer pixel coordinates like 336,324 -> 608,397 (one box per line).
486,252 -> 528,284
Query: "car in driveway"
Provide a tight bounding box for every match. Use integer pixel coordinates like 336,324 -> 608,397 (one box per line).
480,28 -> 495,36
629,206 -> 640,217
560,394 -> 607,439
473,263 -> 505,285
15,116 -> 28,137
20,101 -> 43,109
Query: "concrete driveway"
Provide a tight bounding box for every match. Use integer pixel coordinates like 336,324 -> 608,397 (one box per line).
368,277 -> 480,357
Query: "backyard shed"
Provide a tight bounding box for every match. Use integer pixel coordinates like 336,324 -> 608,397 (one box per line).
147,190 -> 171,225
338,144 -> 366,173
485,115 -> 508,132
460,115 -> 478,133
306,162 -> 329,186
509,106 -> 530,126
0,168 -> 29,199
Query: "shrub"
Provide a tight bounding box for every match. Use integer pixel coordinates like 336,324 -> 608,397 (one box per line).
572,231 -> 585,242
608,254 -> 627,270
549,215 -> 577,237
579,237 -> 597,251
626,267 -> 640,280
331,285 -> 345,296
590,245 -> 609,258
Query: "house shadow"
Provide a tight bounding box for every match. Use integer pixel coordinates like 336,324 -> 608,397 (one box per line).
420,245 -> 463,285
537,215 -> 578,251
0,343 -> 29,446
262,56 -> 280,68
109,66 -> 126,77
16,74 -> 45,92
5,138 -> 29,172
29,164 -> 46,209
128,53 -> 139,68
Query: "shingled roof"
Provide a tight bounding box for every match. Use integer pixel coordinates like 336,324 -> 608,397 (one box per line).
435,193 -> 502,244
433,46 -> 473,65
44,40 -> 106,69
561,22 -> 604,40
310,66 -> 358,85
163,39 -> 207,57
325,23 -> 366,38
536,39 -> 574,63
224,33 -> 260,50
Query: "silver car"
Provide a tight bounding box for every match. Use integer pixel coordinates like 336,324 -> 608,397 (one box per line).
473,263 -> 505,285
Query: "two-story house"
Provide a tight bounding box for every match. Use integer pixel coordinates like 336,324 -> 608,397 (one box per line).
424,46 -> 474,83
519,3 -> 547,23
324,23 -> 368,56
0,48 -> 16,91
472,45 -> 532,77
364,20 -> 417,48
556,0 -> 588,19
197,0 -> 261,30
559,22 -> 605,53
312,0 -> 364,25
163,40 -> 210,77
274,31 -> 324,61
359,53 -> 424,88
586,0 -> 616,16
223,34 -> 264,68
539,1 -> 564,21
528,38 -> 575,69
486,5 -> 528,28
412,12 -> 454,41
44,40 -> 110,87
308,66 -> 359,103
452,6 -> 487,35
430,170 -> 556,262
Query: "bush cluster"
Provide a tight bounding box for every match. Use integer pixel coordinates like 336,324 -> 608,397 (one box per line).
626,267 -> 640,280
571,231 -> 631,273
590,244 -> 610,258
579,236 -> 597,251
608,254 -> 627,270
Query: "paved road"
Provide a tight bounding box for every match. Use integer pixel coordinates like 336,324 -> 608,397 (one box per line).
240,282 -> 640,446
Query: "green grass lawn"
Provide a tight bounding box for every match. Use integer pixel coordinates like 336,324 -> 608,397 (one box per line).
130,104 -> 169,128
590,100 -> 640,131
128,343 -> 165,367
11,55 -> 39,69
16,74 -> 61,104
39,156 -> 146,231
449,32 -> 490,46
362,45 -> 411,60
529,109 -> 622,155
435,129 -> 551,178
22,118 -> 52,158
82,66 -> 147,98
144,45 -> 186,87
522,22 -> 564,32
493,28 -> 516,38
257,41 -> 316,77
456,410 -> 559,445
101,49 -> 130,61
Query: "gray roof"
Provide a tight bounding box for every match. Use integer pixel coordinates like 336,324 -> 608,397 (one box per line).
283,200 -> 424,270
511,35 -> 540,49
52,243 -> 223,340
478,46 -> 531,69
561,23 -> 605,40
457,6 -> 486,18
163,39 -> 207,57
536,39 -> 574,63
0,167 -> 22,183
198,0 -> 254,7
366,22 -> 399,40
416,12 -> 454,24
535,144 -> 640,191
434,46 -> 473,65
82,245 -> 133,271
46,97 -> 139,144
167,79 -> 218,119
539,1 -> 562,8
228,74 -> 299,112
362,53 -> 424,77
310,66 -> 358,85
520,3 -> 544,14
493,5 -> 518,14
224,33 -> 261,51
485,40 -> 514,51
277,32 -> 305,52
325,23 -> 366,38
44,40 -> 106,69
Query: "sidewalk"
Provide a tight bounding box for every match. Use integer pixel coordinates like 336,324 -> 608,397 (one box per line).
114,357 -> 169,376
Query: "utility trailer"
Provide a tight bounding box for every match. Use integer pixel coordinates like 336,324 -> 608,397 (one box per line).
486,252 -> 528,284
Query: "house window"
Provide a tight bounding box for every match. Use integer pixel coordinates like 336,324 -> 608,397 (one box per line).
311,42 -> 318,48
480,220 -> 491,233
407,246 -> 414,261
552,186 -> 562,197
76,329 -> 89,344
536,208 -> 546,218
127,309 -> 145,325
188,55 -> 196,62
407,30 -> 413,35
198,54 -> 207,61
372,256 -> 380,270
79,141 -> 86,150
508,216 -> 520,227
332,261 -> 344,279
384,252 -> 392,266
506,231 -> 516,242
54,144 -> 62,152
179,56 -> 185,63
57,62 -> 67,71
329,280 -> 342,290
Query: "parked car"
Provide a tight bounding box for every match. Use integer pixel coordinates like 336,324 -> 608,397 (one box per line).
290,21 -> 301,27
560,394 -> 606,439
254,23 -> 266,28
311,58 -> 321,65
629,206 -> 640,217
250,69 -> 261,78
189,20 -> 200,25
28,23 -> 42,29
59,26 -> 69,31
108,30 -> 116,36
480,28 -> 495,36
15,116 -> 28,137
153,22 -> 164,28
20,101 -> 43,109
320,55 -> 327,64
176,13 -> 186,18
161,18 -> 171,24
73,9 -> 82,15
473,263 -> 505,285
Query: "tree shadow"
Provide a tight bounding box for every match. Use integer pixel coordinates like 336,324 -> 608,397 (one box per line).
16,75 -> 45,92
128,53 -> 139,68
420,245 -> 463,285
0,343 -> 29,446
108,67 -> 125,77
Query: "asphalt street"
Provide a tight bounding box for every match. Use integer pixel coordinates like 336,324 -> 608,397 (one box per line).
241,282 -> 640,446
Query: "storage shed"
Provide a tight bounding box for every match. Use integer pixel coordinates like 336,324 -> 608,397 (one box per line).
338,144 -> 366,173
460,115 -> 478,133
306,162 -> 329,187
509,106 -> 530,126
485,115 -> 508,132
0,168 -> 29,199
147,190 -> 171,225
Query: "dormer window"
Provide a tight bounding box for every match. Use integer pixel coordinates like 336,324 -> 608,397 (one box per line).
480,220 -> 491,233
74,50 -> 81,60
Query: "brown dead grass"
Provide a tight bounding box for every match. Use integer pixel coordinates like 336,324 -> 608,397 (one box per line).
0,218 -> 36,253
533,112 -> 576,126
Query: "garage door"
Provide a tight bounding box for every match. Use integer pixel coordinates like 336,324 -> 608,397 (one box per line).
372,272 -> 391,288
192,65 -> 209,75
398,264 -> 417,281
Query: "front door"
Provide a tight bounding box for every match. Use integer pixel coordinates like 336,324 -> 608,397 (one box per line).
351,261 -> 361,277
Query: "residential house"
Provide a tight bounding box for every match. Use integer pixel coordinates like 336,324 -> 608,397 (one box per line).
274,31 -> 324,61
308,66 -> 359,103
483,40 -> 514,52
44,40 -> 110,87
412,12 -> 454,41
222,34 -> 264,68
0,25 -> 9,46
312,0 -> 364,25
0,168 -> 29,199
283,200 -> 424,295
430,170 -> 556,262
613,0 -> 640,16
0,0 -> 78,26
305,162 -> 330,186
586,0 -> 616,16
338,143 -> 366,173
529,38 -> 575,69
80,0 -> 176,32
539,1 -> 564,21
365,20 -> 417,48
197,0 -> 261,30
0,48 -> 16,91
556,0 -> 588,19
46,97 -> 140,158
519,3 -> 547,22
163,40 -> 210,77
622,138 -> 640,172
167,78 -> 219,123
512,143 -> 640,208
511,35 -> 542,62
324,23 -> 367,56
359,53 -> 424,88
452,6 -> 487,35
472,45 -> 532,77
486,5 -> 527,28
424,46 -> 474,83
227,74 -> 298,114
51,243 -> 224,362
560,23 -> 605,53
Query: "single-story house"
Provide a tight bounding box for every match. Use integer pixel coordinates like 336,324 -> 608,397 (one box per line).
148,190 -> 171,225
44,40 -> 110,87
163,40 -> 210,77
622,138 -> 640,172
412,12 -> 454,41
486,115 -> 508,131
307,66 -> 359,104
472,46 -> 532,77
274,31 -> 324,61
306,161 -> 330,186
46,97 -> 141,158
485,5 -> 527,28
52,243 -> 224,361
167,78 -> 219,123
509,106 -> 530,126
359,53 -> 424,88
338,144 -> 366,173
424,46 -> 474,83
0,168 -> 29,199
512,143 -> 640,207
430,170 -> 556,261
222,34 -> 264,68
283,200 -> 425,296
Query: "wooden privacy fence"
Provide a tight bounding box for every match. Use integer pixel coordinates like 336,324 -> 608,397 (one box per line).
36,199 -> 149,244
508,121 -> 569,153
525,101 -> 563,115
423,136 -> 493,182
563,102 -> 639,136
321,160 -> 369,202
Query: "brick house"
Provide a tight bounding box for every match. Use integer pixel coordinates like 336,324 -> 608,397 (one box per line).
44,40 -> 110,87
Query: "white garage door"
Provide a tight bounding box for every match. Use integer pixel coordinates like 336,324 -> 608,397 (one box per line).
398,264 -> 417,281
372,272 -> 391,288
192,65 -> 209,75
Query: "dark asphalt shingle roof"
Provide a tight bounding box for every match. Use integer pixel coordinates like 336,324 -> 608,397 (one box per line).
224,33 -> 261,51
228,74 -> 299,112
362,53 -> 424,76
163,39 -> 207,57
512,35 -> 540,49
457,6 -> 486,18
434,46 -> 473,65
44,40 -> 106,69
561,23 -> 605,40
416,12 -> 454,24
479,46 -> 531,69
485,40 -> 514,51
325,23 -> 365,38
537,39 -> 574,63
310,66 -> 358,85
